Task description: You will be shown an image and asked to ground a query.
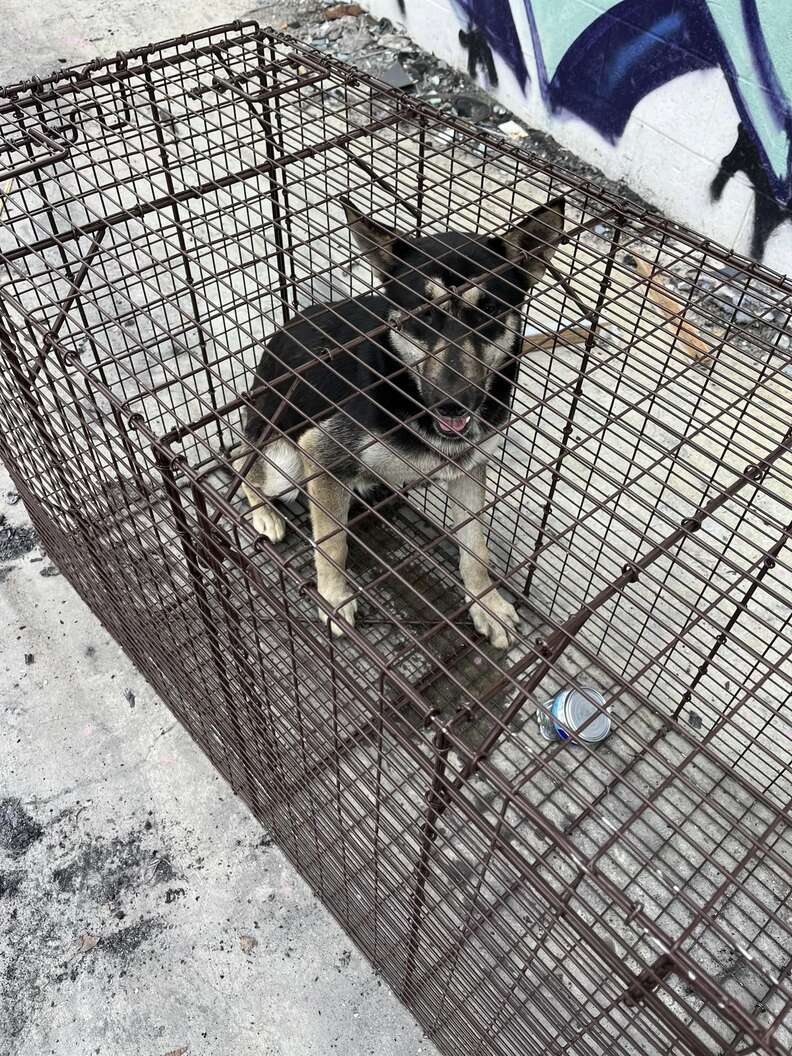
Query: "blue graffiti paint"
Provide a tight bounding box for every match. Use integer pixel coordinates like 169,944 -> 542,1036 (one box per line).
522,0 -> 790,226
453,0 -> 790,252
604,12 -> 684,93
541,0 -> 719,144
741,0 -> 787,127
451,0 -> 529,91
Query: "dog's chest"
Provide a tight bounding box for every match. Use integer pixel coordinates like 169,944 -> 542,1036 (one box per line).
356,434 -> 499,489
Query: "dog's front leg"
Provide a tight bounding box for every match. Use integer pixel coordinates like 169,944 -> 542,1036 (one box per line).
299,428 -> 356,636
447,463 -> 519,649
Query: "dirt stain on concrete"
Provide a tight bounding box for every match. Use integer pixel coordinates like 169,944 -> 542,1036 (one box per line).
0,516 -> 37,563
0,798 -> 43,855
101,917 -> 163,957
0,870 -> 23,898
52,832 -> 176,903
1,809 -> 179,1049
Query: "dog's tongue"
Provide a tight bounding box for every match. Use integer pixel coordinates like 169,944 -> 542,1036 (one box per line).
437,415 -> 470,434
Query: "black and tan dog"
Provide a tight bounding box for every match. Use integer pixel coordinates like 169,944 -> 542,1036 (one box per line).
239,195 -> 565,646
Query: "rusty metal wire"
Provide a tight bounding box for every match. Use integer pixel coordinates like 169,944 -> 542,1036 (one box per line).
1,23 -> 791,1056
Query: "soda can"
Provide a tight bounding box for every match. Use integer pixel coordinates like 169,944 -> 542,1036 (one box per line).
536,687 -> 611,745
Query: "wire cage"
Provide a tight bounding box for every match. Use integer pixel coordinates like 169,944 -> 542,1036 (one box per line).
1,22 -> 791,1056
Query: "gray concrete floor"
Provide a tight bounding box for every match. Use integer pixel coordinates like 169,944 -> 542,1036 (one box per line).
0,466 -> 432,1056
0,2 -> 432,1054
0,0 -> 309,87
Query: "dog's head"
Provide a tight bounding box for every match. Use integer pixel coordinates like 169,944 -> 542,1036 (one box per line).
342,195 -> 565,440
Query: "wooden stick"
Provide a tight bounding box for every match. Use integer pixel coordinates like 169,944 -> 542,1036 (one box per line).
521,324 -> 591,355
633,257 -> 712,362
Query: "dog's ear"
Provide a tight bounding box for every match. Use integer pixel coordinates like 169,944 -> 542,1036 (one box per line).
340,198 -> 410,280
500,196 -> 565,286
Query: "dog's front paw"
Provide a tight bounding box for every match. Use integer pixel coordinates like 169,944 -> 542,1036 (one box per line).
469,591 -> 520,649
317,581 -> 358,637
251,504 -> 286,544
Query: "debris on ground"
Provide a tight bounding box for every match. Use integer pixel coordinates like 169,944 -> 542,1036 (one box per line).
378,61 -> 414,91
0,515 -> 37,562
296,6 -> 503,124
0,798 -> 43,855
323,2 -> 363,18
498,119 -> 528,139
239,933 -> 258,955
75,932 -> 100,954
451,94 -> 492,122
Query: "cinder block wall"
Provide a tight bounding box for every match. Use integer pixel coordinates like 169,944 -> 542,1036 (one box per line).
364,0 -> 792,275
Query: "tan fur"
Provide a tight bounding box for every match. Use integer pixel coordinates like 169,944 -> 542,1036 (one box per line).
360,431 -> 500,487
482,310 -> 519,366
387,318 -> 425,366
446,463 -> 519,648
298,427 -> 357,636
236,442 -> 299,543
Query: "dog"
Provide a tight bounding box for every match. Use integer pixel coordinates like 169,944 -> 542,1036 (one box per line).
238,195 -> 565,646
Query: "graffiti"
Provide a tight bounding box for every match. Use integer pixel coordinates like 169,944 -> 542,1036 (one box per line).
452,0 -> 528,90
711,124 -> 791,259
385,0 -> 791,259
520,0 -> 791,258
528,1 -> 719,142
386,0 -> 791,258
458,27 -> 499,88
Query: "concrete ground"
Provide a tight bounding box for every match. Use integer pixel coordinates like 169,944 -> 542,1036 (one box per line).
0,2 -> 432,1054
1,457 -> 433,1056
0,0 -> 314,87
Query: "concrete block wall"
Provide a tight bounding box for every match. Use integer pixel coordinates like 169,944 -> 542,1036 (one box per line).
364,0 -> 792,275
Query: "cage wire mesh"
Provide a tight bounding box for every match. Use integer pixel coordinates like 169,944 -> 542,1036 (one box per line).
1,21 -> 791,1056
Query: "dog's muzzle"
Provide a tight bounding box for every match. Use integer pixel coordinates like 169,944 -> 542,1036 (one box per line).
435,414 -> 471,435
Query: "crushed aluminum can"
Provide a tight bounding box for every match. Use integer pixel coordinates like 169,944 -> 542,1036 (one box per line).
536,687 -> 611,745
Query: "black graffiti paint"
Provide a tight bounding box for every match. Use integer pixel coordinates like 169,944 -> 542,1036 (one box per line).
458,26 -> 498,88
453,0 -> 528,88
710,123 -> 792,259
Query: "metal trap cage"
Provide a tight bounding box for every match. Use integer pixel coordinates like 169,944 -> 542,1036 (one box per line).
1,21 -> 791,1056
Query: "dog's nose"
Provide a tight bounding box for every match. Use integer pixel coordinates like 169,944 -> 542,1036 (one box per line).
435,400 -> 468,417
